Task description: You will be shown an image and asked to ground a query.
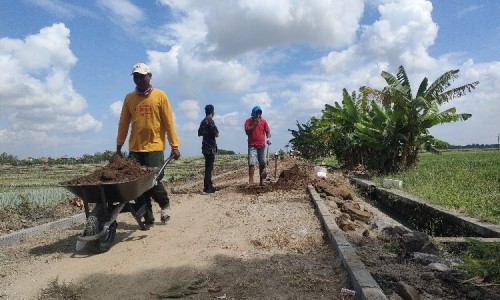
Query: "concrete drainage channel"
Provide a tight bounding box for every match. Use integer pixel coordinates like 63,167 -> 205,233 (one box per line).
345,176 -> 500,290
308,176 -> 500,300
347,176 -> 500,239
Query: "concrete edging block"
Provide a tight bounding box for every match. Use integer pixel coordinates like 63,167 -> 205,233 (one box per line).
0,213 -> 85,247
307,184 -> 388,300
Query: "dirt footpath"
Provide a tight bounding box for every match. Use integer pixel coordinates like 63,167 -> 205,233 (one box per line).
0,159 -> 350,299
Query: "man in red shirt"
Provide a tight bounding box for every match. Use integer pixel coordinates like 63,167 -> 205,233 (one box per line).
244,106 -> 271,185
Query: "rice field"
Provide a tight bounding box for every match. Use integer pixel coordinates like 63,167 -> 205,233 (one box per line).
0,154 -> 246,208
373,149 -> 500,224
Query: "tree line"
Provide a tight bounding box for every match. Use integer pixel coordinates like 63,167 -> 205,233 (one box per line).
0,149 -> 237,165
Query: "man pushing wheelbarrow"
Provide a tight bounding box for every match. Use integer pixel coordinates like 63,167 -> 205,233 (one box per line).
61,63 -> 181,254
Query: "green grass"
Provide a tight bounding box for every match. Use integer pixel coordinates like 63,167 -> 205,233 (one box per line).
0,188 -> 73,207
162,154 -> 246,182
312,156 -> 341,168
460,238 -> 500,283
373,150 -> 500,224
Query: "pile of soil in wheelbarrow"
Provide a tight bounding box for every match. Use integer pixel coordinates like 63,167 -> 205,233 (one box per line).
64,154 -> 152,185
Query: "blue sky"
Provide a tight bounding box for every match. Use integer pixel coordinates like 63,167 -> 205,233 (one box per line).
0,0 -> 499,159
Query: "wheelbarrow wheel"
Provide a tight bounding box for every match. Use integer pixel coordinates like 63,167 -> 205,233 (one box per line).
84,215 -> 117,253
83,204 -> 117,253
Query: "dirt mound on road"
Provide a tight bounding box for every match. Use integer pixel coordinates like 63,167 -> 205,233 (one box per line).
238,161 -> 315,195
275,164 -> 314,190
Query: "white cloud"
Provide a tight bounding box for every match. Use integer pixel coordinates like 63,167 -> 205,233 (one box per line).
215,111 -> 240,127
110,101 -> 123,118
429,61 -> 500,145
153,0 -> 477,153
456,5 -> 482,18
178,99 -> 200,120
178,121 -> 199,133
28,0 -> 75,18
1,24 -> 77,71
97,0 -> 144,24
0,129 -> 61,148
154,10 -> 207,49
0,23 -> 101,142
149,0 -> 365,100
320,0 -> 438,76
161,0 -> 364,59
0,128 -> 7,143
147,50 -> 258,100
358,0 -> 438,69
241,92 -> 272,110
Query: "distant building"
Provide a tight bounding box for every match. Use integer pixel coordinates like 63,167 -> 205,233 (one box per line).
40,157 -> 49,163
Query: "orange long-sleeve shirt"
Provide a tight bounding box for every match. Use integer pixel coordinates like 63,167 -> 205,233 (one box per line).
117,89 -> 179,152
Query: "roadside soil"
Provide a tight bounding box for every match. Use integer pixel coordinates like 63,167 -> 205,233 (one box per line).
0,157 -> 498,299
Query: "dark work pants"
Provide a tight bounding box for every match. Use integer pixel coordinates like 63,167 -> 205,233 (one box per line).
203,152 -> 215,191
129,151 -> 170,210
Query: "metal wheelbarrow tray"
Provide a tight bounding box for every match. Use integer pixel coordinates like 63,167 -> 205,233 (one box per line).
61,170 -> 156,206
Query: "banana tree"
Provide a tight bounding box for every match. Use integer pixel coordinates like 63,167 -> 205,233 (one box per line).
362,66 -> 478,171
288,117 -> 332,159
320,89 -> 370,168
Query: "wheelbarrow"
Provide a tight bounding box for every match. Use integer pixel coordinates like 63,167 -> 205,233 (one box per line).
59,156 -> 174,254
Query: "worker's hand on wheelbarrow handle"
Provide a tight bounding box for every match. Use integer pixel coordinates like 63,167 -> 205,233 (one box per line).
152,152 -> 178,180
170,148 -> 181,160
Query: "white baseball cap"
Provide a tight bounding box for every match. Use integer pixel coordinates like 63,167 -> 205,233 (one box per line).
131,63 -> 150,75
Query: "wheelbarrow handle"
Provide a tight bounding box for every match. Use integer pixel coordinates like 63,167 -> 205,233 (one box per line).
154,155 -> 175,181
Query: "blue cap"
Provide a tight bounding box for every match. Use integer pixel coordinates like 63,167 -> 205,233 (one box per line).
251,106 -> 262,118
